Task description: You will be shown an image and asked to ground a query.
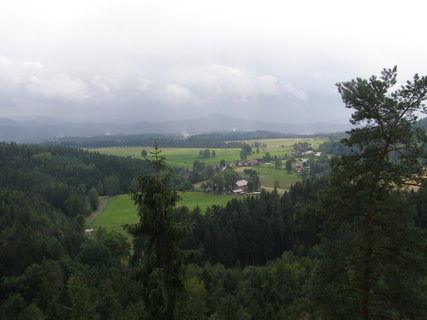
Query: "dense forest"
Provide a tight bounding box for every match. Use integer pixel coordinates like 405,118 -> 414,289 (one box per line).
0,141 -> 325,319
1,141 -> 426,319
1,68 -> 427,319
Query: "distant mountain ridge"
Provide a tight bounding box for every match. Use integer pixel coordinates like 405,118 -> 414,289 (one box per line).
155,114 -> 350,135
0,114 -> 350,143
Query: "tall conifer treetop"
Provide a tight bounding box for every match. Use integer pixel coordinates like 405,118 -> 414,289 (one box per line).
315,67 -> 427,319
125,145 -> 187,320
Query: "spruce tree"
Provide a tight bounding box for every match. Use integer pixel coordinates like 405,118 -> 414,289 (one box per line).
88,187 -> 99,211
285,158 -> 292,173
315,67 -> 427,319
125,146 -> 188,320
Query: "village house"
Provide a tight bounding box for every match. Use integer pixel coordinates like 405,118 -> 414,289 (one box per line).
314,136 -> 330,141
303,150 -> 315,155
233,179 -> 248,194
291,150 -> 301,156
294,159 -> 310,172
237,159 -> 259,167
247,159 -> 258,166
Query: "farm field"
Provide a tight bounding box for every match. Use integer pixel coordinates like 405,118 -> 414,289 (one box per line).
89,146 -> 241,168
88,191 -> 235,233
235,165 -> 301,191
89,138 -> 324,194
89,138 -> 324,166
238,138 -> 323,150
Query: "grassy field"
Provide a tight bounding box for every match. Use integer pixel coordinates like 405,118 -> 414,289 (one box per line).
89,138 -> 322,194
239,138 -> 323,149
89,146 -> 241,168
89,138 -> 323,167
235,165 -> 301,191
88,191 -> 235,233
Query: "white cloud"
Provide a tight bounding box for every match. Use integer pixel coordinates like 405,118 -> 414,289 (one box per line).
283,83 -> 309,101
169,64 -> 279,102
251,75 -> 278,96
0,55 -> 44,87
159,84 -> 200,106
137,79 -> 154,92
28,73 -> 90,101
0,55 -> 90,101
92,74 -> 118,94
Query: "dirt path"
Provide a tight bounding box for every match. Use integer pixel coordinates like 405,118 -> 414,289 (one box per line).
86,196 -> 108,224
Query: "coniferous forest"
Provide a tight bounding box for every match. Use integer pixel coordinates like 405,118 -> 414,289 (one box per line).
1,68 -> 427,319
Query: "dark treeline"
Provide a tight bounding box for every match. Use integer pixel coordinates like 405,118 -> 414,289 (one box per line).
177,178 -> 328,267
317,140 -> 351,156
50,134 -> 244,149
46,130 -> 318,148
1,140 -> 427,319
0,142 -> 152,216
0,140 -> 331,319
184,131 -> 303,141
0,142 -> 148,319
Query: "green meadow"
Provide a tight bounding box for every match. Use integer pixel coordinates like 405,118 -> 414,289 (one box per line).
255,166 -> 301,189
86,138 -> 324,232
235,165 -> 301,191
89,138 -> 325,195
89,191 -> 235,233
89,146 -> 241,168
239,138 -> 323,149
89,138 -> 323,167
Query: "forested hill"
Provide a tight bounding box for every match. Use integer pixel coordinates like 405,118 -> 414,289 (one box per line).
0,114 -> 350,143
0,142 -> 153,318
0,142 -> 152,215
42,117 -> 425,149
0,141 -> 330,318
1,140 -> 427,319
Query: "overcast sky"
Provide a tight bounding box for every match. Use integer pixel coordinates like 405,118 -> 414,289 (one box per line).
1,0 -> 426,124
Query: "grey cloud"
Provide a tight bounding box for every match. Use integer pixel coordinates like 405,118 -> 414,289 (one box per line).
1,0 -> 426,125
0,56 -> 354,124
169,65 -> 279,102
0,55 -> 91,102
137,79 -> 154,93
92,74 -> 119,95
0,55 -> 44,90
27,73 -> 91,101
158,84 -> 200,106
283,83 -> 309,101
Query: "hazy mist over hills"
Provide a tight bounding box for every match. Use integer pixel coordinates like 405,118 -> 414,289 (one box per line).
0,113 -> 350,143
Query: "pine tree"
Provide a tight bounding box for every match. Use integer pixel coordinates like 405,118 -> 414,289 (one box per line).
285,159 -> 292,173
88,187 -> 99,211
125,146 -> 189,320
315,67 -> 427,319
274,156 -> 282,169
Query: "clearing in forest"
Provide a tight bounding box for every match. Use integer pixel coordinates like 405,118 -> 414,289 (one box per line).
88,191 -> 235,233
90,137 -> 326,192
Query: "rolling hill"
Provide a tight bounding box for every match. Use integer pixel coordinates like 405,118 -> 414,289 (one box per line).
0,113 -> 350,143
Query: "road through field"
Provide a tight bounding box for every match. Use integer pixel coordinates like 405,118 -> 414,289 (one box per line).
86,196 -> 108,224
